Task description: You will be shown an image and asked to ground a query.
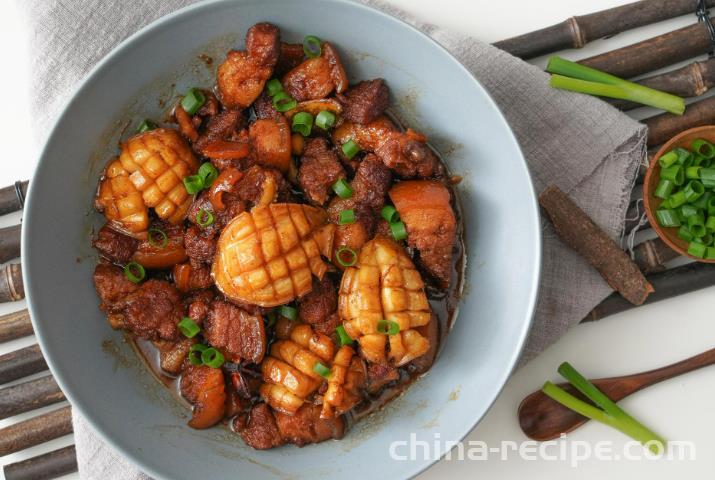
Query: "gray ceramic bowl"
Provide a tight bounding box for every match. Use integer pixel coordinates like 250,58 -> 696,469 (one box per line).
22,1 -> 541,478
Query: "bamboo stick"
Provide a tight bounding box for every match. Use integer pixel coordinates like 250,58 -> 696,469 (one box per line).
494,0 -> 715,60
645,96 -> 715,147
0,406 -> 72,457
3,445 -> 77,480
0,310 -> 33,343
579,19 -> 714,79
0,345 -> 47,385
0,181 -> 27,217
0,224 -> 21,264
611,58 -> 715,110
0,264 -> 24,303
540,186 -> 653,305
583,262 -> 715,321
0,375 -> 65,420
634,237 -> 681,274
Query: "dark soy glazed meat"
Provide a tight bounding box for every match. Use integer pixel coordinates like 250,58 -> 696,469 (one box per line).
90,21 -> 465,451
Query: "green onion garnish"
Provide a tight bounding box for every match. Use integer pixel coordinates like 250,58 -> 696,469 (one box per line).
390,220 -> 408,241
678,226 -> 694,242
706,216 -> 715,232
189,344 -> 208,366
183,175 -> 204,195
707,246 -> 715,259
335,325 -> 354,346
687,213 -> 706,237
198,162 -> 219,187
338,209 -> 355,225
546,56 -> 685,115
658,150 -> 678,168
341,140 -> 361,160
123,262 -> 145,284
688,241 -> 707,258
292,112 -> 314,137
685,166 -> 702,181
332,179 -> 353,199
336,246 -> 358,267
303,35 -> 322,58
700,168 -> 715,189
666,190 -> 686,209
655,209 -> 680,228
380,205 -> 399,223
147,228 -> 168,248
313,361 -> 331,378
201,347 -> 225,369
279,305 -> 298,321
683,180 -> 705,203
654,179 -> 674,199
315,110 -> 336,130
542,362 -> 665,454
137,119 -> 157,133
266,79 -> 283,96
272,91 -> 297,112
178,317 -> 201,338
692,139 -> 715,159
661,165 -> 684,185
376,319 -> 400,335
196,208 -> 214,228
181,88 -> 206,116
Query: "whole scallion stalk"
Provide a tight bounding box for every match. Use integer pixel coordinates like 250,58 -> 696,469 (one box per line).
542,362 -> 666,454
547,56 -> 685,115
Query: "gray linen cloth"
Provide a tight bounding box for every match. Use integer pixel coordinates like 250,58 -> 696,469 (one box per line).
17,0 -> 646,478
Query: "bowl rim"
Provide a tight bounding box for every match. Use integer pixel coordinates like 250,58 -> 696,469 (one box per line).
21,0 -> 542,478
644,124 -> 715,263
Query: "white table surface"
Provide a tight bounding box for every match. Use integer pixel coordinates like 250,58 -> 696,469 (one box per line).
1,1 -> 714,479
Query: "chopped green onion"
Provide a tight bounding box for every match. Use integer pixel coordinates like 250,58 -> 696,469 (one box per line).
666,190 -> 687,209
332,178 -> 353,199
189,344 -> 208,366
688,213 -> 706,237
338,209 -> 355,225
680,204 -> 699,218
677,226 -> 694,242
291,112 -> 314,137
196,208 -> 214,228
709,197 -> 715,216
147,228 -> 168,248
390,220 -> 408,241
685,166 -> 702,181
315,110 -> 337,130
674,147 -> 692,165
137,119 -> 157,133
543,362 -> 665,454
124,262 -> 145,283
272,91 -> 297,112
693,191 -> 712,210
692,139 -> 715,159
700,168 -> 715,188
688,241 -> 707,258
279,305 -> 298,321
654,179 -> 674,199
341,140 -> 361,160
335,325 -> 354,346
658,150 -> 678,168
198,162 -> 219,187
661,165 -> 684,185
336,246 -> 358,267
303,35 -> 322,58
201,347 -> 225,368
546,57 -> 685,115
313,361 -> 331,378
181,88 -> 206,115
692,155 -> 705,167
700,233 -> 714,246
376,319 -> 400,335
707,216 -> 715,232
380,205 -> 400,223
684,180 -> 705,203
183,175 -> 204,195
655,209 -> 680,228
707,246 -> 715,259
266,311 -> 277,327
266,79 -> 283,96
178,317 -> 201,338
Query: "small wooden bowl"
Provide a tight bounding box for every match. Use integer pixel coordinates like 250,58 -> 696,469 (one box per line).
644,125 -> 715,263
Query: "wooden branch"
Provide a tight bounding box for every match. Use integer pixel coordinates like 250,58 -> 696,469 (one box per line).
611,58 -> 715,110
3,445 -> 77,480
0,406 -> 72,457
493,0 -> 715,60
540,186 -> 653,305
0,376 -> 65,420
0,345 -> 47,385
645,96 -> 715,147
0,264 -> 24,303
0,181 -> 27,217
0,310 -> 33,343
0,224 -> 21,264
584,262 -> 715,321
579,18 -> 714,79
634,237 -> 680,274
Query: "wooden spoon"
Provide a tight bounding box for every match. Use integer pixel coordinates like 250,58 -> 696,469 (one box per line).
518,348 -> 715,441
